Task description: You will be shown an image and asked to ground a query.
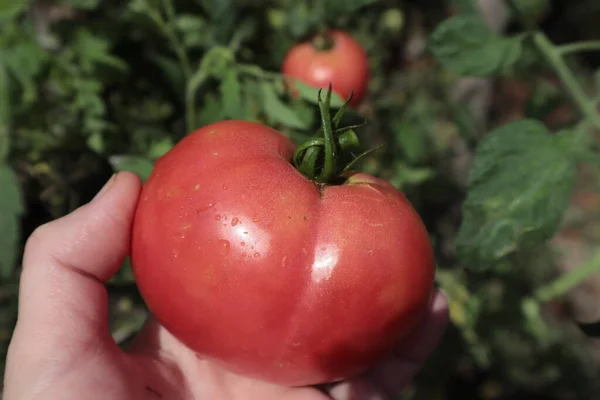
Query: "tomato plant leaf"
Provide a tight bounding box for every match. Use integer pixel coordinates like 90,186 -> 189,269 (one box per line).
201,0 -> 236,44
0,165 -> 24,279
429,16 -> 523,77
261,83 -> 308,130
449,0 -> 479,15
324,0 -> 381,17
110,155 -> 155,182
0,58 -> 10,162
286,2 -> 313,38
220,70 -> 243,119
197,93 -> 224,126
456,120 -> 577,268
3,41 -> 48,107
63,0 -> 101,10
513,0 -> 551,22
175,14 -> 211,49
148,137 -> 174,159
151,54 -> 185,92
0,0 -> 27,21
291,79 -> 346,108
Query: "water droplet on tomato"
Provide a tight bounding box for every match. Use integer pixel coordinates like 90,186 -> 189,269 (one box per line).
218,240 -> 230,256
253,252 -> 260,258
241,242 -> 246,246
368,250 -> 374,256
196,203 -> 214,212
215,215 -> 221,221
222,184 -> 228,190
223,215 -> 228,221
231,217 -> 239,226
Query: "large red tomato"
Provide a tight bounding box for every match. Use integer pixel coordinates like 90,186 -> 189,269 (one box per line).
131,120 -> 435,387
282,30 -> 369,107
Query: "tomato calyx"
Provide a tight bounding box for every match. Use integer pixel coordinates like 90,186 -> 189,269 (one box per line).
311,30 -> 336,51
291,84 -> 381,185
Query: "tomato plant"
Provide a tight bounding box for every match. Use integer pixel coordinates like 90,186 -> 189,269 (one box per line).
282,30 -> 370,107
131,90 -> 435,386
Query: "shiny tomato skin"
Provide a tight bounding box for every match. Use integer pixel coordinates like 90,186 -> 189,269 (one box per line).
131,120 -> 435,386
282,30 -> 369,107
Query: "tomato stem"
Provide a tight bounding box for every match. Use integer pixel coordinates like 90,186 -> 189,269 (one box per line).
291,85 -> 380,184
317,86 -> 337,182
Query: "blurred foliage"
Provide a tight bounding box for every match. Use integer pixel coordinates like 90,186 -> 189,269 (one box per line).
2,0 -> 600,398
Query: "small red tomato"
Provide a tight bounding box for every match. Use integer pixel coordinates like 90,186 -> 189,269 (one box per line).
131,120 -> 434,387
282,30 -> 369,107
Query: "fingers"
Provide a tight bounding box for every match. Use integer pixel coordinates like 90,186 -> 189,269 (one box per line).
328,289 -> 449,400
6,172 -> 142,368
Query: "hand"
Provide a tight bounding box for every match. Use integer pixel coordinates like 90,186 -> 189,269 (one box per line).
4,171 -> 448,400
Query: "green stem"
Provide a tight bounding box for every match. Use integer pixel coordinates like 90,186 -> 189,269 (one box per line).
558,41 -> 600,56
157,0 -> 192,79
535,247 -> 600,302
237,63 -> 283,81
533,32 -> 600,131
185,70 -> 207,132
317,88 -> 337,182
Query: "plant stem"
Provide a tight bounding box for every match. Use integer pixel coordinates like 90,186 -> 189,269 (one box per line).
533,32 -> 600,131
237,63 -> 283,81
535,247 -> 600,302
159,0 -> 192,80
317,88 -> 336,182
185,70 -> 207,132
558,41 -> 600,56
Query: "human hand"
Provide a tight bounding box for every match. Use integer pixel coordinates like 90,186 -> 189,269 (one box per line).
4,171 -> 448,400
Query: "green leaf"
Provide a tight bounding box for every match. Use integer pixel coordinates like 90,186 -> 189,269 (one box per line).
512,0 -> 550,22
261,83 -> 307,130
391,161 -> 436,189
449,0 -> 478,15
324,0 -> 381,18
148,137 -> 174,159
242,79 -> 263,122
429,16 -> 523,77
394,121 -> 429,164
202,0 -> 236,44
197,93 -> 224,126
74,29 -> 128,73
110,155 -> 155,182
175,14 -> 211,49
175,14 -> 206,31
0,0 -> 27,20
286,2 -> 312,38
3,41 -> 48,106
290,79 -> 346,108
220,70 -> 243,119
151,54 -> 185,92
456,120 -> 577,268
0,58 -> 10,162
0,165 -> 24,279
60,0 -> 101,10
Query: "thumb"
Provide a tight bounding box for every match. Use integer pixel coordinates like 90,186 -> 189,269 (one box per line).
6,171 -> 142,375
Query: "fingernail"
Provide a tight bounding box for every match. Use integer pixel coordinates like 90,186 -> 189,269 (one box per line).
93,173 -> 118,202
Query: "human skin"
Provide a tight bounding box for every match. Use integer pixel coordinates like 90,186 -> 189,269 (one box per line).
3,171 -> 448,400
